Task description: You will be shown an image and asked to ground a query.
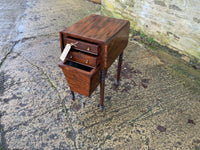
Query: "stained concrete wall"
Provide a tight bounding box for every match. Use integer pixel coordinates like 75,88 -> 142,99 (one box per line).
101,0 -> 200,60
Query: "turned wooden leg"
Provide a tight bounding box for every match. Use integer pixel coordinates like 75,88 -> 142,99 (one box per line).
71,90 -> 75,101
100,69 -> 106,111
116,52 -> 123,86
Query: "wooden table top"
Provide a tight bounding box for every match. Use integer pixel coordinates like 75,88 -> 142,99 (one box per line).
62,14 -> 129,44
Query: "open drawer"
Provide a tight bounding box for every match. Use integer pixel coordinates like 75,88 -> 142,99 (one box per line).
67,50 -> 100,68
59,61 -> 100,97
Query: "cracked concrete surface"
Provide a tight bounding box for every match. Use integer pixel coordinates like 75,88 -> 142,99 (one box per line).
1,0 -> 200,149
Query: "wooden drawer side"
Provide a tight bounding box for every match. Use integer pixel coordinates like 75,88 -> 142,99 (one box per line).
59,61 -> 100,97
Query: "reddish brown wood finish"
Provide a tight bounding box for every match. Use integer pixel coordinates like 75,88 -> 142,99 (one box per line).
64,37 -> 99,55
59,14 -> 130,109
67,50 -> 100,68
60,14 -> 130,69
59,62 -> 100,97
62,14 -> 129,44
105,23 -> 129,68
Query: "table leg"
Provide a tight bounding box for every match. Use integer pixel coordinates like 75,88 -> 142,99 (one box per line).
100,69 -> 106,111
116,52 -> 123,86
71,90 -> 75,101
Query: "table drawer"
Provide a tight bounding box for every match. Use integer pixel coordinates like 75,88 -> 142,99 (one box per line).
64,37 -> 99,55
67,50 -> 100,68
59,61 -> 100,97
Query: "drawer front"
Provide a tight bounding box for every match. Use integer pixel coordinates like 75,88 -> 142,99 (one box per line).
64,37 -> 99,55
67,51 -> 100,68
58,61 -> 100,97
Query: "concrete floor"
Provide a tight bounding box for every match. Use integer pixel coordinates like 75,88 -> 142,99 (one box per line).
0,0 -> 200,149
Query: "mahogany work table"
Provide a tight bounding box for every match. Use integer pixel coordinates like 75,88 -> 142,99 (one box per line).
59,14 -> 130,111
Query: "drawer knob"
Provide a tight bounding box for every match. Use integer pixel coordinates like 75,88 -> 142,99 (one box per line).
70,55 -> 73,59
85,60 -> 89,64
87,47 -> 90,51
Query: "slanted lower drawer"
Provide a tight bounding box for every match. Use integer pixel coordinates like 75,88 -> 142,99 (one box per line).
64,37 -> 99,55
67,50 -> 100,68
59,61 -> 100,97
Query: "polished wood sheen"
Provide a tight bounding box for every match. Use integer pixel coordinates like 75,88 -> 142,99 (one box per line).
59,62 -> 100,97
59,14 -> 130,110
62,14 -> 129,44
64,37 -> 99,55
66,50 -> 100,68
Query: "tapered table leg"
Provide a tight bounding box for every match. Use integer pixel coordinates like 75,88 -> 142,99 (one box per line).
116,52 -> 123,86
99,69 -> 106,111
71,90 -> 75,101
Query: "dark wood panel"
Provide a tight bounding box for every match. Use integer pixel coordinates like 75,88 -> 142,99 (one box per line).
64,37 -> 99,55
59,14 -> 130,108
59,32 -> 64,52
90,66 -> 100,94
58,61 -> 100,97
105,22 -> 130,68
67,50 -> 100,68
62,14 -> 129,44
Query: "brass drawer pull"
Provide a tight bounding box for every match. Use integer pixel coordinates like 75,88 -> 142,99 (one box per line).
85,60 -> 89,64
87,47 -> 90,51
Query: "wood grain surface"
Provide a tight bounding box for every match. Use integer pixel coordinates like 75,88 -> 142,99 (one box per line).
59,61 -> 100,97
62,14 -> 129,44
67,50 -> 100,68
59,14 -> 130,104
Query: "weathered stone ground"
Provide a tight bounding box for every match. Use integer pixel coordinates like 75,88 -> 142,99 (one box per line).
0,0 -> 200,149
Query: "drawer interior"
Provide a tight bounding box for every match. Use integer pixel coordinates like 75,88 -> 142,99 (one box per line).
59,60 -> 100,97
65,60 -> 93,72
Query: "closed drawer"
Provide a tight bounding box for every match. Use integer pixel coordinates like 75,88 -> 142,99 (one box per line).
64,37 -> 99,55
59,61 -> 100,97
67,50 -> 100,68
